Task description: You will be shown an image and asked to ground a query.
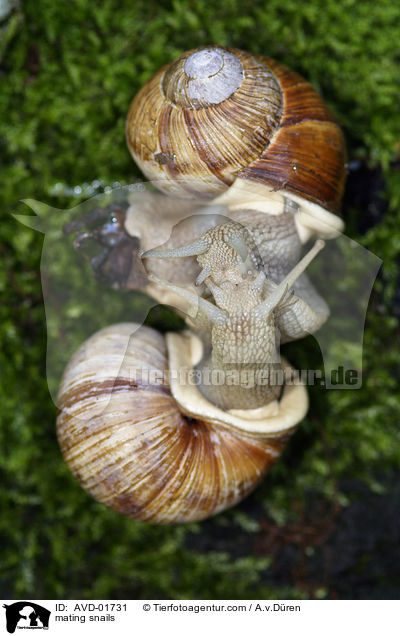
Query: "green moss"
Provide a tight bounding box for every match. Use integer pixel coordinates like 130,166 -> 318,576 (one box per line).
1,0 -> 399,599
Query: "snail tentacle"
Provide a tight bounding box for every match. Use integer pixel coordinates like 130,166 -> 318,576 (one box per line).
254,240 -> 325,319
142,236 -> 211,260
147,273 -> 228,325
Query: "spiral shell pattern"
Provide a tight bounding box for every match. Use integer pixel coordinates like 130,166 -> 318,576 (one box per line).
56,323 -> 289,524
126,46 -> 346,215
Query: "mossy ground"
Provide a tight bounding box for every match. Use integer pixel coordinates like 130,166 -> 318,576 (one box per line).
1,0 -> 400,599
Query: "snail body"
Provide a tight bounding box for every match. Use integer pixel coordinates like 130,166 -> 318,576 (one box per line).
144,225 -> 327,410
58,46 -> 347,523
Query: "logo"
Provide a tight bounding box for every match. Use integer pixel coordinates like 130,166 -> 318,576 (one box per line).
2,603 -> 50,634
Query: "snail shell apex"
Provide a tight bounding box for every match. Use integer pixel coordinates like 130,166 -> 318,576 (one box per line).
126,46 -> 346,218
56,323 -> 295,524
165,48 -> 244,108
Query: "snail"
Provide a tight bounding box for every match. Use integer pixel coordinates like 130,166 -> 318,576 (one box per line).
57,323 -> 296,524
126,45 -> 346,242
57,46 -> 347,524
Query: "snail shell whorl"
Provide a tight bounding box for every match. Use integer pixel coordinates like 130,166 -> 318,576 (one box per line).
56,323 -> 288,524
127,47 -> 282,198
126,46 -> 346,215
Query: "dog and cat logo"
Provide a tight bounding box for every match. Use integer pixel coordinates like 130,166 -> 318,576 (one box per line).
2,603 -> 50,633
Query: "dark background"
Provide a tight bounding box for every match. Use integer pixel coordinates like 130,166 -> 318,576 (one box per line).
1,0 -> 400,599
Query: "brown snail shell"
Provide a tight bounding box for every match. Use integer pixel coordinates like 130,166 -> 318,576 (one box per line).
56,323 -> 306,524
126,46 -> 347,220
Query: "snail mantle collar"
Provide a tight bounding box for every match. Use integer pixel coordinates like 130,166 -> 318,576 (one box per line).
167,331 -> 308,437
